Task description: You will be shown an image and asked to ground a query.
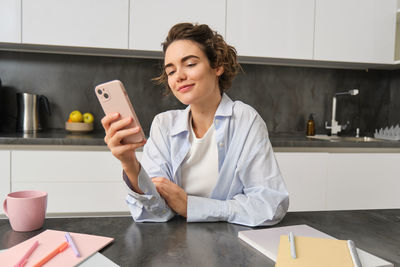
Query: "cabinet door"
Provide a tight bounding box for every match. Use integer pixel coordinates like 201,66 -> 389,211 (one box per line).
11,150 -> 129,213
12,182 -> 129,213
314,0 -> 397,64
12,150 -> 122,182
226,0 -> 315,59
22,0 -> 129,49
0,151 -> 11,215
275,152 -> 328,211
326,153 -> 400,210
129,0 -> 226,51
0,0 -> 21,43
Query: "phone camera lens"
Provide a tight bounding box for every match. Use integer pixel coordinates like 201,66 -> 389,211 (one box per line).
97,89 -> 102,95
104,93 -> 109,99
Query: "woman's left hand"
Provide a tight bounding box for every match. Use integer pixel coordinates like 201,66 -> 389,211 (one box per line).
152,177 -> 187,218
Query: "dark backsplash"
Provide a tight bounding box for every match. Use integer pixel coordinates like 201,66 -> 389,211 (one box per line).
0,50 -> 399,136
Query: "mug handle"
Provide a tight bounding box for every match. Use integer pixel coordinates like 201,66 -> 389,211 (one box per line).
3,199 -> 8,217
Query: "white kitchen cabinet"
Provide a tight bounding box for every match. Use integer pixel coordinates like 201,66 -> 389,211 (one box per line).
0,150 -> 11,215
326,153 -> 400,210
129,0 -> 226,51
395,3 -> 400,62
226,0 -> 315,60
314,0 -> 397,64
22,0 -> 129,49
11,182 -> 129,213
11,150 -> 132,214
276,151 -> 400,212
275,153 -> 328,212
0,0 -> 21,43
7,148 -> 400,214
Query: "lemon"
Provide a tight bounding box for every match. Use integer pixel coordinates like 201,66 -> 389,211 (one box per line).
69,110 -> 83,122
83,112 -> 94,124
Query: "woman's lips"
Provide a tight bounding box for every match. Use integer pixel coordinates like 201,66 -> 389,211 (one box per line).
178,84 -> 194,93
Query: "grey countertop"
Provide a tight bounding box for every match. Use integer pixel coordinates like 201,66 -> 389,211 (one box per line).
1,210 -> 399,266
1,129 -> 400,149
0,130 -> 107,146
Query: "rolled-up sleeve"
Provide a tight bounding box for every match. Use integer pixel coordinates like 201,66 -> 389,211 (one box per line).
123,168 -> 174,222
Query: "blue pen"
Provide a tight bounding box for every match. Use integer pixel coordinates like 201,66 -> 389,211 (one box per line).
289,232 -> 297,259
65,232 -> 81,257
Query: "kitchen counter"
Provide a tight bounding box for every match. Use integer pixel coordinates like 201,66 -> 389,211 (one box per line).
1,130 -> 400,150
1,210 -> 399,266
0,129 -> 107,146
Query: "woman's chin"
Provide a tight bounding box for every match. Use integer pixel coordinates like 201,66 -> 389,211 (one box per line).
175,93 -> 195,106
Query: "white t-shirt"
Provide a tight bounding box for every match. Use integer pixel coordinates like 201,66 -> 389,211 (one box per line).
181,117 -> 219,198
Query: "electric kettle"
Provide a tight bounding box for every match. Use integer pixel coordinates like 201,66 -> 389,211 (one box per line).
16,93 -> 51,132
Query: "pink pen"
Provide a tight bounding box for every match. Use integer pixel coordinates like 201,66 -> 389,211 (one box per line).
14,240 -> 39,267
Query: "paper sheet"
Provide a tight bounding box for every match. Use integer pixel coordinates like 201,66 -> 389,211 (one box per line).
0,229 -> 114,267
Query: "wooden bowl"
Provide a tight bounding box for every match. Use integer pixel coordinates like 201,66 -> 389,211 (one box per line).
65,122 -> 93,133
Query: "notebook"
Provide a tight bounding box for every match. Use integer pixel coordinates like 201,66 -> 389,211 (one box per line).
275,235 -> 355,267
0,250 -> 119,267
238,224 -> 393,267
0,229 -> 115,267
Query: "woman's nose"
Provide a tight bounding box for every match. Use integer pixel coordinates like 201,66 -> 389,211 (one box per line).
175,68 -> 186,82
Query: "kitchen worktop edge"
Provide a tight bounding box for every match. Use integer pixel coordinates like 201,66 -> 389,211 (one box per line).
1,130 -> 400,150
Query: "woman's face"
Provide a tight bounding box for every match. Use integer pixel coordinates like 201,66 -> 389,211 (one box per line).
164,40 -> 223,106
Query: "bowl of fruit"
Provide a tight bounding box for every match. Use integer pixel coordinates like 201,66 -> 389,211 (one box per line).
65,111 -> 94,133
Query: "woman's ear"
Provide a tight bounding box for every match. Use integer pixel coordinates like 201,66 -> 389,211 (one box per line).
216,66 -> 224,77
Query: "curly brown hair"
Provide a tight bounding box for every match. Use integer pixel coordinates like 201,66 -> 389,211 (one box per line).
153,23 -> 241,95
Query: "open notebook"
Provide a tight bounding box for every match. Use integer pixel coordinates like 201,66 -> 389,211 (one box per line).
0,250 -> 118,267
276,235 -> 356,267
238,224 -> 393,267
0,229 -> 116,267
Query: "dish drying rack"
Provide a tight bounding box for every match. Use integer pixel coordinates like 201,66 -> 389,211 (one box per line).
374,124 -> 400,141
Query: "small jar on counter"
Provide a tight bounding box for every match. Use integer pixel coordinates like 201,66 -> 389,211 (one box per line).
306,113 -> 315,136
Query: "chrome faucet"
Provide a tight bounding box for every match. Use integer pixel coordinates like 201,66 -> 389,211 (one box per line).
325,89 -> 359,135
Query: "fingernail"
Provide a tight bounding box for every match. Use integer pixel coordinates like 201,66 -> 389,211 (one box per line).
112,113 -> 118,118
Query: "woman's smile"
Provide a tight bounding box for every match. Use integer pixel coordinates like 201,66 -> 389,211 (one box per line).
178,83 -> 195,92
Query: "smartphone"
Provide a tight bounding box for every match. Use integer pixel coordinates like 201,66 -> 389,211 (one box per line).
95,80 -> 145,144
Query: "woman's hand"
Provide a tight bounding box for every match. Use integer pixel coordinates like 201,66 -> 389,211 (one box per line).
152,177 -> 188,218
101,113 -> 146,193
101,113 -> 146,164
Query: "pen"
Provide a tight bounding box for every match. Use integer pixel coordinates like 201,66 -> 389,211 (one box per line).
289,232 -> 297,259
65,232 -> 81,257
33,241 -> 69,267
347,240 -> 362,267
14,240 -> 39,267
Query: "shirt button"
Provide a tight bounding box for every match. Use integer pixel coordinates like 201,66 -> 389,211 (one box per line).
219,142 -> 224,147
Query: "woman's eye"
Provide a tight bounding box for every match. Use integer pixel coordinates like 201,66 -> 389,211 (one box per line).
167,70 -> 175,76
187,63 -> 196,67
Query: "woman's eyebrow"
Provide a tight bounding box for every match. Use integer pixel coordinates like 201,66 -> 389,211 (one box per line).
181,55 -> 199,62
164,55 -> 200,70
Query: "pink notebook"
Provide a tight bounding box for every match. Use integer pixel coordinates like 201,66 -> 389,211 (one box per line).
0,229 -> 114,267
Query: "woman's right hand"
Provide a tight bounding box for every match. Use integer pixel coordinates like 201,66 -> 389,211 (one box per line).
101,112 -> 146,167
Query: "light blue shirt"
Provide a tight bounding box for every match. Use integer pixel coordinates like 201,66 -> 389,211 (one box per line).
124,93 -> 289,227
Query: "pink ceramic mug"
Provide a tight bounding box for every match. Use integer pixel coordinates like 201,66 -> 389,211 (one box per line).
3,190 -> 47,232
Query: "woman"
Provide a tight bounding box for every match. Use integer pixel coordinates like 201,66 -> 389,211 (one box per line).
102,23 -> 289,227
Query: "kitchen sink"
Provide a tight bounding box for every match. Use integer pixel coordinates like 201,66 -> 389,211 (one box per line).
307,135 -> 384,142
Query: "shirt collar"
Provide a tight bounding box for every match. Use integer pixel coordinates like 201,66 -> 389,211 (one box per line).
215,93 -> 233,117
170,93 -> 233,136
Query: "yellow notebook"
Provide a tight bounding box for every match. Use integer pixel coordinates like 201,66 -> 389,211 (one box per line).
275,235 -> 354,267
